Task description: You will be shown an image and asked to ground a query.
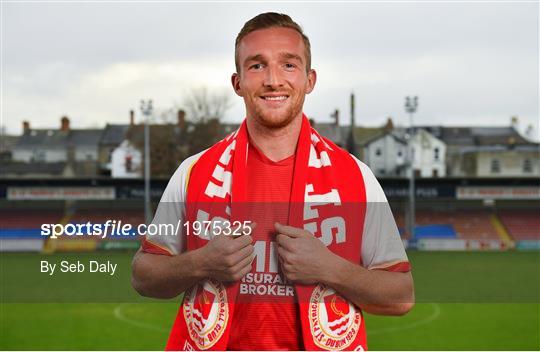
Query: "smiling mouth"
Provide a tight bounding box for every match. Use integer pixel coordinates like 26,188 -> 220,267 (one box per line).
260,95 -> 289,101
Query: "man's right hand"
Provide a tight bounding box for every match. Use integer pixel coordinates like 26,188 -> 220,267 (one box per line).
199,233 -> 254,282
132,226 -> 255,299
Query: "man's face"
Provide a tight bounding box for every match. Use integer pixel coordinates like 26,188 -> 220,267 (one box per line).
232,27 -> 317,129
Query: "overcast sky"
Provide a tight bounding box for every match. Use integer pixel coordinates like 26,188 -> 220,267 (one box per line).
2,2 -> 538,140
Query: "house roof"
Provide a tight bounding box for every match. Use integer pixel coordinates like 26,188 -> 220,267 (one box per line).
70,129 -> 103,146
362,130 -> 407,146
439,127 -> 475,146
100,124 -> 130,145
411,126 -> 537,147
311,123 -> 386,147
463,127 -> 532,146
15,129 -> 102,150
313,123 -> 347,146
353,127 -> 386,145
0,135 -> 19,152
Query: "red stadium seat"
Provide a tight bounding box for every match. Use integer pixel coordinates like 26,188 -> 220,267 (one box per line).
498,210 -> 540,240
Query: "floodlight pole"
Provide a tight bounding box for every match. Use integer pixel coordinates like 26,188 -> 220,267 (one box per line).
141,99 -> 153,225
405,96 -> 418,239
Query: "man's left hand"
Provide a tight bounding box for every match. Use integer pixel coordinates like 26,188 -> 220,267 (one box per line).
275,222 -> 339,285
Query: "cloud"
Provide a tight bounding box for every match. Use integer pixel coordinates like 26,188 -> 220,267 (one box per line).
5,58 -> 238,130
2,2 -> 538,139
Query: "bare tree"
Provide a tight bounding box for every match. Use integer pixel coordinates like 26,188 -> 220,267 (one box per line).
182,86 -> 233,122
155,107 -> 177,124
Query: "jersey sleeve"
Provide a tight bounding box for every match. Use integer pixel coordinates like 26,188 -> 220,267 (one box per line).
141,152 -> 202,256
354,157 -> 411,272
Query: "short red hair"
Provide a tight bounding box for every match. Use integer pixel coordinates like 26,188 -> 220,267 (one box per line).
234,12 -> 311,73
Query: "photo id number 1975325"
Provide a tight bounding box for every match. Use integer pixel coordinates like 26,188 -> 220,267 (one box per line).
183,220 -> 253,237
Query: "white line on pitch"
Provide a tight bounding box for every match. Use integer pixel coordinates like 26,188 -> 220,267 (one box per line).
113,303 -> 170,333
368,303 -> 442,335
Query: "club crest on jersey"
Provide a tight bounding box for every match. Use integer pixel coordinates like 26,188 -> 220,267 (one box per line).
183,280 -> 228,349
309,284 -> 361,350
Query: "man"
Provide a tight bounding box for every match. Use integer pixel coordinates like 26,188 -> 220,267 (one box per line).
132,12 -> 414,351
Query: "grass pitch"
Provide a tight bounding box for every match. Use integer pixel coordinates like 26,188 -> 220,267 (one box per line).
1,251 -> 539,350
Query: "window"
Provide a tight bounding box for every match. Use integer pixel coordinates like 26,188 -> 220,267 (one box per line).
33,150 -> 45,162
523,159 -> 532,173
491,159 -> 500,173
434,147 -> 440,161
375,148 -> 382,157
378,169 -> 386,175
397,150 -> 403,157
125,155 -> 133,172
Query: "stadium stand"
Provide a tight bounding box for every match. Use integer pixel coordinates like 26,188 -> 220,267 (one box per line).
414,224 -> 456,239
1,179 -> 537,252
444,210 -> 499,240
498,210 -> 540,240
395,208 -> 500,240
0,208 -> 63,230
0,204 -> 65,251
0,198 -> 146,252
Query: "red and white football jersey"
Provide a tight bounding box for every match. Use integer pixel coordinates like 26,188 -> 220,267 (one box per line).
142,141 -> 410,350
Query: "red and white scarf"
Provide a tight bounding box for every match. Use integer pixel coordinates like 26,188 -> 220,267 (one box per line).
166,115 -> 368,351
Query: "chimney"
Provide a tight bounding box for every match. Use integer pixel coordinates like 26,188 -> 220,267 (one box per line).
384,116 -> 394,131
22,121 -> 30,134
60,116 -> 70,132
177,109 -> 186,131
331,109 -> 340,126
510,115 -> 519,131
129,110 -> 135,126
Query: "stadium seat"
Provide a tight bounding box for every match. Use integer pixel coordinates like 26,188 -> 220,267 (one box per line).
498,210 -> 540,240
